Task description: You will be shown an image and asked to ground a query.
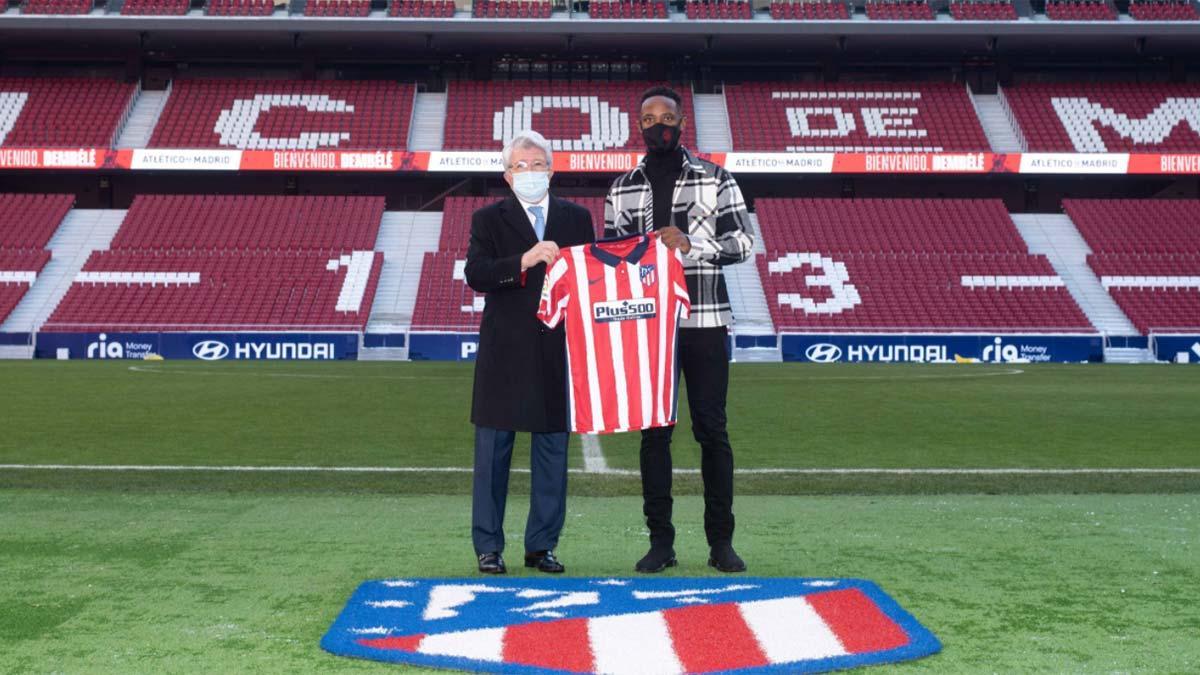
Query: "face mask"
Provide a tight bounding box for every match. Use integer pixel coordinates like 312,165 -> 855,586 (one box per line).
642,122 -> 682,154
512,170 -> 550,202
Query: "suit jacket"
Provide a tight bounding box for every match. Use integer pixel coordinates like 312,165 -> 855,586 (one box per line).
465,194 -> 596,432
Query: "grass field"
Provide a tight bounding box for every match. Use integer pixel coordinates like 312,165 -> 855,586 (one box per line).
2,361 -> 1198,673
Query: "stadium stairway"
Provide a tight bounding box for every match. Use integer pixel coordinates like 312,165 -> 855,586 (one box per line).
1,209 -> 125,335
363,210 -> 443,358
1010,213 -> 1154,362
114,86 -> 171,149
727,214 -> 780,362
969,92 -> 1024,153
693,91 -> 733,153
408,92 -> 447,151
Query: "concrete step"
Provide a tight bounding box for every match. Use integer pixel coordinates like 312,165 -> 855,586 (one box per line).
409,92 -> 447,151
970,93 -> 1024,153
358,347 -> 409,361
1104,347 -> 1157,364
1,209 -> 126,333
1010,213 -> 1139,336
114,88 -> 170,149
693,92 -> 733,153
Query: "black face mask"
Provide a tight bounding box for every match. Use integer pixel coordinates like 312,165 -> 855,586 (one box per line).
642,122 -> 682,154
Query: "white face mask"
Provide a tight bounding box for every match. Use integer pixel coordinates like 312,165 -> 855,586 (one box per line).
512,171 -> 550,202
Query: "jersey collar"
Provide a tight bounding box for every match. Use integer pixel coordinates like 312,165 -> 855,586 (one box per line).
590,233 -> 651,268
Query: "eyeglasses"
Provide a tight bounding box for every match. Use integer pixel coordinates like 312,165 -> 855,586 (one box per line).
508,159 -> 550,172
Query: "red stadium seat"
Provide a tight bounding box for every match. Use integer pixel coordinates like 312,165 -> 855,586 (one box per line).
865,0 -> 935,19
20,0 -> 93,14
1001,82 -> 1200,152
1065,199 -> 1200,334
0,194 -> 73,325
146,79 -> 414,150
1128,0 -> 1199,20
768,0 -> 851,19
724,82 -> 990,152
42,195 -> 387,332
948,0 -> 1017,20
1044,0 -> 1117,20
755,198 -> 1092,333
0,78 -> 137,148
442,82 -> 697,152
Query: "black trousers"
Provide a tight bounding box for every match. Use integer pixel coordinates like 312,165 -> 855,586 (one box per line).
640,326 -> 734,549
472,427 -> 569,556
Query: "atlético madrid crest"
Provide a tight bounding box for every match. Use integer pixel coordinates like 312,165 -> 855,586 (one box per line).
321,577 -> 940,674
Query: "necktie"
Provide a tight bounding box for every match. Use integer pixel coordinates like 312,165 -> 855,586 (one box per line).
529,205 -> 545,241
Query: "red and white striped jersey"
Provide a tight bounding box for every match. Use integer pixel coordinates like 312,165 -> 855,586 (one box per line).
538,233 -> 690,434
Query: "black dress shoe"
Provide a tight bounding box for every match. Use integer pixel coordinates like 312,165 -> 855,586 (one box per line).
708,545 -> 746,573
478,552 -> 506,574
524,550 -> 565,574
635,548 -> 678,573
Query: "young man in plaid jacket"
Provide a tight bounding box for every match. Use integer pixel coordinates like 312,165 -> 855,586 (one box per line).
604,86 -> 755,574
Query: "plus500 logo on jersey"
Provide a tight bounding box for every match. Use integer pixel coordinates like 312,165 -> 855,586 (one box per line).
593,298 -> 657,323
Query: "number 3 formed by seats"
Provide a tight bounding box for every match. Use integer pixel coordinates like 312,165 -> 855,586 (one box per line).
768,252 -> 862,315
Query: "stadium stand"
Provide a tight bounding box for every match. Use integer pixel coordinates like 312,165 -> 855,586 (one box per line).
145,79 -> 414,150
0,78 -> 136,148
755,198 -> 1093,332
20,0 -> 91,13
42,195 -> 385,332
1044,0 -> 1117,20
1064,199 -> 1200,335
0,194 -> 72,325
1001,82 -> 1200,152
865,0 -> 935,19
1128,0 -> 1198,19
948,0 -> 1018,19
442,82 -> 697,152
471,0 -> 552,18
723,82 -> 990,152
685,0 -> 753,19
589,0 -> 668,18
305,0 -> 371,16
769,0 -> 850,19
389,0 -> 455,16
121,0 -> 190,14
411,196 -> 605,331
207,0 -> 278,15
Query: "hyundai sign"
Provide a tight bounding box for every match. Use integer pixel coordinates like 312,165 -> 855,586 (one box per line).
781,334 -> 1102,364
35,332 -> 359,361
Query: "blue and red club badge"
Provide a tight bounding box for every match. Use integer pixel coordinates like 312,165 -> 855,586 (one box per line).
322,577 -> 940,674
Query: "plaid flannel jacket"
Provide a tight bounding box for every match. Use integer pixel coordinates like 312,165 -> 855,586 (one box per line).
603,147 -> 754,328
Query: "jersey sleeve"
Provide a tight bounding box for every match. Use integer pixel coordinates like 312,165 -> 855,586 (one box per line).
538,252 -> 573,329
671,249 -> 691,320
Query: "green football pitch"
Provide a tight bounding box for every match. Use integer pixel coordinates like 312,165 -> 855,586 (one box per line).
1,361 -> 1198,673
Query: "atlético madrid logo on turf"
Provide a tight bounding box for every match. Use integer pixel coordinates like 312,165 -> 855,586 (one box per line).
321,577 -> 940,674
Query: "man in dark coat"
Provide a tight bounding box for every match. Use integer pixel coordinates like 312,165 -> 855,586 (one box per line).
464,129 -> 595,575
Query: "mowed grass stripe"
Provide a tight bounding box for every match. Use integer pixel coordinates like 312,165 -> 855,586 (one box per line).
2,361 -> 1198,492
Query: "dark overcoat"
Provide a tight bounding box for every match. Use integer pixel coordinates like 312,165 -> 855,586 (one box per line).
464,194 -> 595,432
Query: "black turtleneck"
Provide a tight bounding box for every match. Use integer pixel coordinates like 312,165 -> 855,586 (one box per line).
642,147 -> 684,231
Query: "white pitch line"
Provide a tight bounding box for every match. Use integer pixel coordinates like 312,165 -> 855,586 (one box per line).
1,464 -> 1198,476
581,434 -> 609,473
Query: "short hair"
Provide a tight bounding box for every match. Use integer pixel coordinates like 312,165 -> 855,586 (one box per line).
640,86 -> 683,112
501,129 -> 553,170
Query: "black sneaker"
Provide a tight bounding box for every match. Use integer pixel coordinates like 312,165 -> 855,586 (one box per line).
635,548 -> 678,573
708,545 -> 746,573
477,551 -> 507,574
